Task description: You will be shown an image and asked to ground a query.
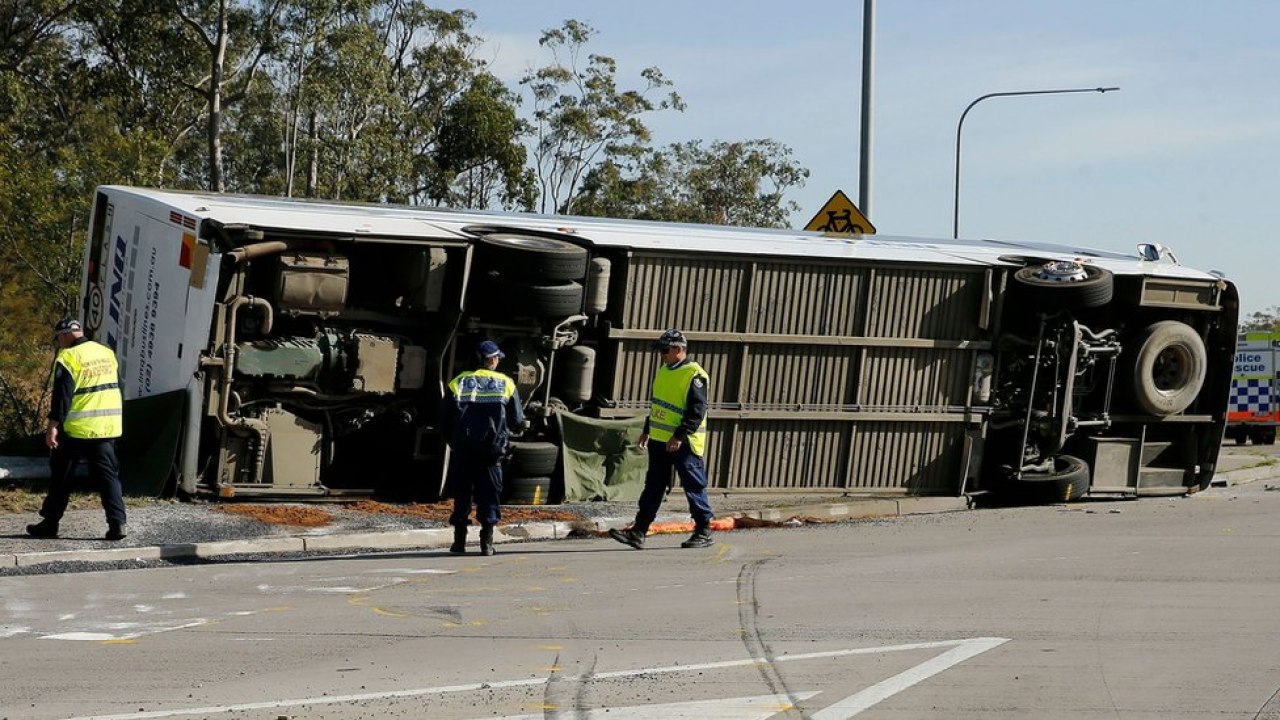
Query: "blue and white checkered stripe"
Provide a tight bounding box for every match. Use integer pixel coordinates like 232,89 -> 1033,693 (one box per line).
1231,378 -> 1272,413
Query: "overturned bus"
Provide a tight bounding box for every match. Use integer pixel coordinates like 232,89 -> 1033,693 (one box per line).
79,185 -> 1238,503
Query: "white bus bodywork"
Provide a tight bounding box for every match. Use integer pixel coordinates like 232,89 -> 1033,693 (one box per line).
80,186 -> 1238,502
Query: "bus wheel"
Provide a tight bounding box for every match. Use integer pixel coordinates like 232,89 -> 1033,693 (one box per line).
1011,455 -> 1090,504
505,475 -> 553,505
509,441 -> 559,477
478,234 -> 588,282
470,278 -> 584,318
1126,321 -> 1206,416
1011,262 -> 1114,311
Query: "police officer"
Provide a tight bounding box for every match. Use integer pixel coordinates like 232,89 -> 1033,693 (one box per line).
27,317 -> 128,541
610,329 -> 715,550
441,340 -> 524,556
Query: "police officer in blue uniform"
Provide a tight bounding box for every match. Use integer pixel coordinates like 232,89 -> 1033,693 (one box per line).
441,340 -> 524,556
28,318 -> 128,541
610,329 -> 715,550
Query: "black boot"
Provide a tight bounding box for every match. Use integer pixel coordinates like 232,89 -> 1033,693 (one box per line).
609,526 -> 646,550
479,525 -> 495,556
26,519 -> 59,538
105,522 -> 128,541
680,524 -> 713,549
449,525 -> 467,554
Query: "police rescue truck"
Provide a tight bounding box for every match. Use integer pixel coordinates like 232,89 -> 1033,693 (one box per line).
1226,332 -> 1280,445
76,186 -> 1239,504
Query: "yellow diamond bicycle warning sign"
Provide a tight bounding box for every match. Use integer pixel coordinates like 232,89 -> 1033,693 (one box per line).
804,189 -> 875,235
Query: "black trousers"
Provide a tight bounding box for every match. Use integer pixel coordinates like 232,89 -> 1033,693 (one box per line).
42,436 -> 126,526
446,451 -> 503,528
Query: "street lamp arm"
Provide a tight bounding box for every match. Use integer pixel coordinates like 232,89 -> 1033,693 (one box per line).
952,86 -> 1119,238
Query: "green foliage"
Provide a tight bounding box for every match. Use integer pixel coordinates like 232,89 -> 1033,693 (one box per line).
0,4 -> 810,444
521,20 -> 684,214
574,139 -> 808,228
1240,307 -> 1280,332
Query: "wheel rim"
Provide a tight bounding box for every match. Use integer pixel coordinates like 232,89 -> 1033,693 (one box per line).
1032,261 -> 1088,282
1152,344 -> 1192,392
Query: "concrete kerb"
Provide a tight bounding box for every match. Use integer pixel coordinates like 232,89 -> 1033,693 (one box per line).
1211,461 -> 1280,487
0,485 -> 1128,569
3,449 -> 1274,570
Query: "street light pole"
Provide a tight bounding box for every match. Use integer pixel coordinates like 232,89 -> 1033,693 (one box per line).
952,86 -> 1119,239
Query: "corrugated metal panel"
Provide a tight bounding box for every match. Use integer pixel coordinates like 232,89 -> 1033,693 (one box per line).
744,345 -> 859,407
749,262 -> 865,335
860,348 -> 973,407
865,268 -> 984,339
850,421 -> 964,493
620,256 -> 744,331
722,420 -> 850,489
611,340 -> 739,407
607,253 -> 975,496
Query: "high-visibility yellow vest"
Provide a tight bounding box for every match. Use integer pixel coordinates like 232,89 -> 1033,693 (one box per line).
448,368 -> 517,403
56,341 -> 123,439
447,368 -> 519,455
647,361 -> 709,456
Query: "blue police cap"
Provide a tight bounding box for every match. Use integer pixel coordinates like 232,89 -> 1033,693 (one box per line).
476,340 -> 505,359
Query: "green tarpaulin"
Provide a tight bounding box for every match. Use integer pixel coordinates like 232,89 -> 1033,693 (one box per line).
557,413 -> 648,502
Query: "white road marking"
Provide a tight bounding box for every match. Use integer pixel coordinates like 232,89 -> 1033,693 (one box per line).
40,620 -> 211,642
809,637 -> 1009,719
498,692 -> 820,719
64,637 -> 1010,720
362,568 -> 456,575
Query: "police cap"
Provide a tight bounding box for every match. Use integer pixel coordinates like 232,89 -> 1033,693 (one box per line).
476,340 -> 505,359
53,317 -> 82,336
653,329 -> 687,351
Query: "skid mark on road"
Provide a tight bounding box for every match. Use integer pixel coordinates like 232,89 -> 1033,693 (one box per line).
736,557 -> 803,718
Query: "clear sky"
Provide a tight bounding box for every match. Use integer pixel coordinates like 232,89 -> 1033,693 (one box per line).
448,0 -> 1280,316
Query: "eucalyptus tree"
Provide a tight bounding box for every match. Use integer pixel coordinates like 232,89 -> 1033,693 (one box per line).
520,19 -> 683,215
573,139 -> 808,228
432,72 -> 534,210
170,0 -> 285,192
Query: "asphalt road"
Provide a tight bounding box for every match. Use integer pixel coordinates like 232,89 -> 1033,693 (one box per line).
3,469 -> 1280,720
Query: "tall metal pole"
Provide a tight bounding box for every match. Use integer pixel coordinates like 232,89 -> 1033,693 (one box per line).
952,86 -> 1119,239
858,0 -> 875,218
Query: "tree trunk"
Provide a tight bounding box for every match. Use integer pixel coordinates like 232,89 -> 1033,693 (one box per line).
207,0 -> 230,193
306,111 -> 318,198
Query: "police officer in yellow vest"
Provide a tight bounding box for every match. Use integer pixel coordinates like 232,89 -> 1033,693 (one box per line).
441,340 -> 524,556
610,329 -> 715,550
27,318 -> 128,541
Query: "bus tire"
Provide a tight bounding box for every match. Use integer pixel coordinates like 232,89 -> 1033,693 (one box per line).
508,441 -> 558,477
478,234 -> 588,282
521,281 -> 584,317
505,475 -> 552,505
470,278 -> 584,318
1011,263 -> 1114,311
1011,455 -> 1090,504
1127,321 -> 1206,416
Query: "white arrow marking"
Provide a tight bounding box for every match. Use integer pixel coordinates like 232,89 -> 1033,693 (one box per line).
498,692 -> 819,719
66,637 -> 1009,720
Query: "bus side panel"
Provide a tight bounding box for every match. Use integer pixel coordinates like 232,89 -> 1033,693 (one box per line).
605,252 -> 988,496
